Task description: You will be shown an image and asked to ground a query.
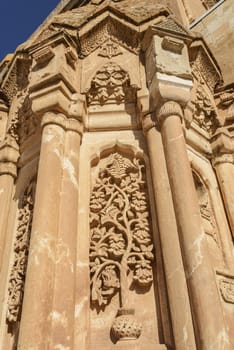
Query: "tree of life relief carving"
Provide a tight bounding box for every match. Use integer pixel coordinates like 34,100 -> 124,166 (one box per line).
89,152 -> 154,341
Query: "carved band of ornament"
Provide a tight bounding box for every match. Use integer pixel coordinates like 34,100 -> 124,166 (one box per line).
219,278 -> 234,304
41,112 -> 83,135
7,180 -> 36,323
80,17 -> 139,58
32,47 -> 55,66
158,101 -> 183,124
212,154 -> 234,167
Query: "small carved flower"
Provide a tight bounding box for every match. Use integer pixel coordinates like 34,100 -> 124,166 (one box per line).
133,229 -> 151,245
109,233 -> 125,257
133,261 -> 153,286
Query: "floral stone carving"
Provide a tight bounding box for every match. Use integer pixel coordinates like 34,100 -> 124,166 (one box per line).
7,180 -> 36,323
87,62 -> 137,106
89,152 -> 154,340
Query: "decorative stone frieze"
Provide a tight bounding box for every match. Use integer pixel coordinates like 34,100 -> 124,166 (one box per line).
7,179 -> 36,322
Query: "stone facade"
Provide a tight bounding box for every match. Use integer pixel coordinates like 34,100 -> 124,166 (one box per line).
0,0 -> 233,349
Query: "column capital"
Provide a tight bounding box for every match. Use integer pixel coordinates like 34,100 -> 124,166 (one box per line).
158,101 -> 183,125
41,112 -> 84,136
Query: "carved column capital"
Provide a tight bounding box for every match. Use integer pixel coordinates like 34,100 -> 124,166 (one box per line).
41,112 -> 83,136
158,101 -> 183,125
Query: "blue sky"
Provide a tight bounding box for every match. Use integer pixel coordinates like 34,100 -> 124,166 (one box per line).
0,1 -> 60,61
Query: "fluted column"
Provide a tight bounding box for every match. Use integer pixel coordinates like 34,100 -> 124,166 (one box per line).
158,101 -> 230,350
142,113 -> 196,350
212,128 -> 234,239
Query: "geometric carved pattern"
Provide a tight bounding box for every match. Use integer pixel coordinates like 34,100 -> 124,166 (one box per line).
89,153 -> 154,309
7,179 -> 36,323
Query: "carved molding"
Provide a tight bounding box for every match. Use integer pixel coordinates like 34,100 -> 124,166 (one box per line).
86,62 -> 137,106
89,152 -> 154,310
7,179 -> 36,323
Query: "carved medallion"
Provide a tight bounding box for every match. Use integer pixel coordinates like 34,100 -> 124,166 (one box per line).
87,62 -> 136,106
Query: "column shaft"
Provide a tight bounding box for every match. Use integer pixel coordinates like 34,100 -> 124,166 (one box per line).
146,122 -> 196,350
18,121 -> 65,349
161,111 -> 230,349
50,128 -> 81,348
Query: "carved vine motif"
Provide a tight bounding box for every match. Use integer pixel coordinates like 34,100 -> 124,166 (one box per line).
191,85 -> 219,134
87,62 -> 137,106
7,180 -> 36,323
193,172 -> 219,245
89,153 -> 154,309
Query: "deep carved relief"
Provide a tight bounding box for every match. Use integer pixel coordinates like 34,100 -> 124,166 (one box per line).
190,85 -> 219,134
193,172 -> 219,245
89,152 -> 154,340
87,62 -> 137,106
7,179 -> 36,323
98,38 -> 122,59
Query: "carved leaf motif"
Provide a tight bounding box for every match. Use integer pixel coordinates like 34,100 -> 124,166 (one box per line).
89,153 -> 154,308
7,180 -> 36,323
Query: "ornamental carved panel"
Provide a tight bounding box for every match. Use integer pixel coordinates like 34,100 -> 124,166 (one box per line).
89,152 -> 154,341
7,179 -> 36,323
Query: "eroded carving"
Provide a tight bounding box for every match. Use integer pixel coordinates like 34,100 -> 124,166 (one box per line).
191,85 -> 219,134
90,152 -> 154,309
98,38 -> 122,59
7,180 -> 36,322
193,172 -> 219,245
87,62 -> 137,106
219,277 -> 234,304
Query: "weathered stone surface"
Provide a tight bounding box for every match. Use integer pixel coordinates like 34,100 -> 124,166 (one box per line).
0,0 -> 233,349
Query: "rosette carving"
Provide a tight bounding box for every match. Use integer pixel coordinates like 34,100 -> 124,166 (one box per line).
89,152 -> 154,309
